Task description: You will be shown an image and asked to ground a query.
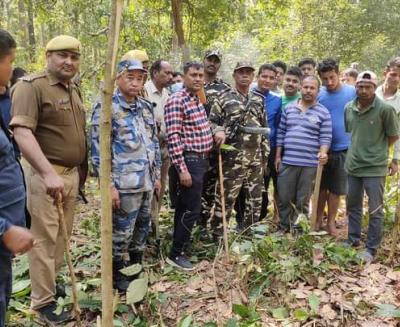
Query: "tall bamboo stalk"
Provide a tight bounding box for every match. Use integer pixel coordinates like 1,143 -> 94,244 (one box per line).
100,1 -> 123,326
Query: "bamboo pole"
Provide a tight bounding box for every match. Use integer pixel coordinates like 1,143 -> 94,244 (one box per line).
100,1 -> 123,326
310,163 -> 323,231
56,196 -> 81,326
218,150 -> 230,260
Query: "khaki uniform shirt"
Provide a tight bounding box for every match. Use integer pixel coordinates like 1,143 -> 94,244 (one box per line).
10,71 -> 86,168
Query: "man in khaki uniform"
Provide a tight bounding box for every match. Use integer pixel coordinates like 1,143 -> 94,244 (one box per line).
10,35 -> 86,324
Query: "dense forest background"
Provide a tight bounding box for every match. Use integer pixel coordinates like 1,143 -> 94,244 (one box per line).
1,0 -> 400,99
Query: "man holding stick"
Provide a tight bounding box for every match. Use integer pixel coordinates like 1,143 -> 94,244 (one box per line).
10,35 -> 86,323
209,62 -> 269,240
275,76 -> 332,233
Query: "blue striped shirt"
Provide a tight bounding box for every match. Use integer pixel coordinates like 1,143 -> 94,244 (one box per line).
276,101 -> 332,167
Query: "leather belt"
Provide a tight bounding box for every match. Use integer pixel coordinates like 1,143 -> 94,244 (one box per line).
184,151 -> 210,159
238,125 -> 271,135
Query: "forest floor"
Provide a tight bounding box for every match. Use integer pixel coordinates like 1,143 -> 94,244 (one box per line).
6,177 -> 400,327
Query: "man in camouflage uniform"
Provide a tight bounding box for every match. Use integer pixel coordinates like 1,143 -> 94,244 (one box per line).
209,62 -> 269,238
199,50 -> 230,231
91,59 -> 161,292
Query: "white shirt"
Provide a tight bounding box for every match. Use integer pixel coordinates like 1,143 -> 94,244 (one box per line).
376,85 -> 400,159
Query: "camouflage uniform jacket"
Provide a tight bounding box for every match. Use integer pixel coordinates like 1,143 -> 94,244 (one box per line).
204,78 -> 231,116
209,88 -> 269,158
91,89 -> 161,193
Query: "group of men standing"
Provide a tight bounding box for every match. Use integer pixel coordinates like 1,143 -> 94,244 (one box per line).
1,26 -> 400,326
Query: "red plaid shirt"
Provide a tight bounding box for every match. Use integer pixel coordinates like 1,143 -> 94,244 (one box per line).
165,88 -> 213,173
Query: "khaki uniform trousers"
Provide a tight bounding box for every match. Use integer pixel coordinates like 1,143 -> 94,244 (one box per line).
23,162 -> 79,310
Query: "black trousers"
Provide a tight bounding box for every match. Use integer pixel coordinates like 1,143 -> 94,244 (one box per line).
170,156 -> 209,258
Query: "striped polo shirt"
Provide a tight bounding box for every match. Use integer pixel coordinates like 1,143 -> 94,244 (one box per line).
276,101 -> 332,167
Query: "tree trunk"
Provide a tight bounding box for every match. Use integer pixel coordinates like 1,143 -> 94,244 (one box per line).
171,0 -> 190,62
17,0 -> 28,54
26,0 -> 36,62
100,0 -> 123,326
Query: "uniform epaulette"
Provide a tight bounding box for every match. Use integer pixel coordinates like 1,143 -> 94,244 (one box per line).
21,72 -> 47,82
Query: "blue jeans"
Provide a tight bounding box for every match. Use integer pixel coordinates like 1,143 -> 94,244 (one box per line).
0,253 -> 12,327
170,156 -> 208,258
347,176 -> 385,255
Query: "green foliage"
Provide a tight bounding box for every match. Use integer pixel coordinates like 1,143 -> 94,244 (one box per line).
375,303 -> 400,318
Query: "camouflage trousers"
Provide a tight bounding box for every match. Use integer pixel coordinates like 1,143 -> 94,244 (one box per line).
211,149 -> 264,236
199,151 -> 218,227
113,191 -> 152,262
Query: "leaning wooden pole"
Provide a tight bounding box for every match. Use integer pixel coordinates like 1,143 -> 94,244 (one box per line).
100,1 -> 123,326
56,196 -> 82,327
218,150 -> 230,260
310,163 -> 323,231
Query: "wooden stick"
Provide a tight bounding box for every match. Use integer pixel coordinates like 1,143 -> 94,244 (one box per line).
310,163 -> 323,231
56,196 -> 82,326
100,1 -> 124,326
218,150 -> 230,260
388,174 -> 400,263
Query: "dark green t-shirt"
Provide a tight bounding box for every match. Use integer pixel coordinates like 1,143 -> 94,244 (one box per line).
344,96 -> 399,177
281,93 -> 301,111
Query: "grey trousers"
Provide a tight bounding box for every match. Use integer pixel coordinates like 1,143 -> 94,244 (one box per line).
277,164 -> 317,231
347,175 -> 385,254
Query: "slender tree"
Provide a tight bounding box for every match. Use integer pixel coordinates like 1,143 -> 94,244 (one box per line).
100,0 -> 123,325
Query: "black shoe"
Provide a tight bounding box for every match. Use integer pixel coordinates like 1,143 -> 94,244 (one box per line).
166,254 -> 194,271
36,302 -> 72,325
127,252 -> 143,281
129,251 -> 143,265
55,283 -> 66,298
113,260 -> 131,292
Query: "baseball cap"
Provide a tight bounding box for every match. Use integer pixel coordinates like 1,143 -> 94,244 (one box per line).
204,50 -> 222,60
117,60 -> 147,73
356,71 -> 378,87
234,61 -> 255,72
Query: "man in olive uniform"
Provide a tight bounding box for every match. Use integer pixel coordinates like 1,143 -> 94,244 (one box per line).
209,62 -> 269,238
199,50 -> 231,232
10,35 -> 86,324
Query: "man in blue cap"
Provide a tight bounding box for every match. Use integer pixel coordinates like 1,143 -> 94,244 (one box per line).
91,59 -> 161,291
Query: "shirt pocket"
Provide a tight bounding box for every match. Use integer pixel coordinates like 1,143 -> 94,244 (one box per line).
41,101 -> 73,126
114,168 -> 146,191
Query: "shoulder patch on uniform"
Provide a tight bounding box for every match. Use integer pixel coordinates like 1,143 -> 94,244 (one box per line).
21,72 -> 47,82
